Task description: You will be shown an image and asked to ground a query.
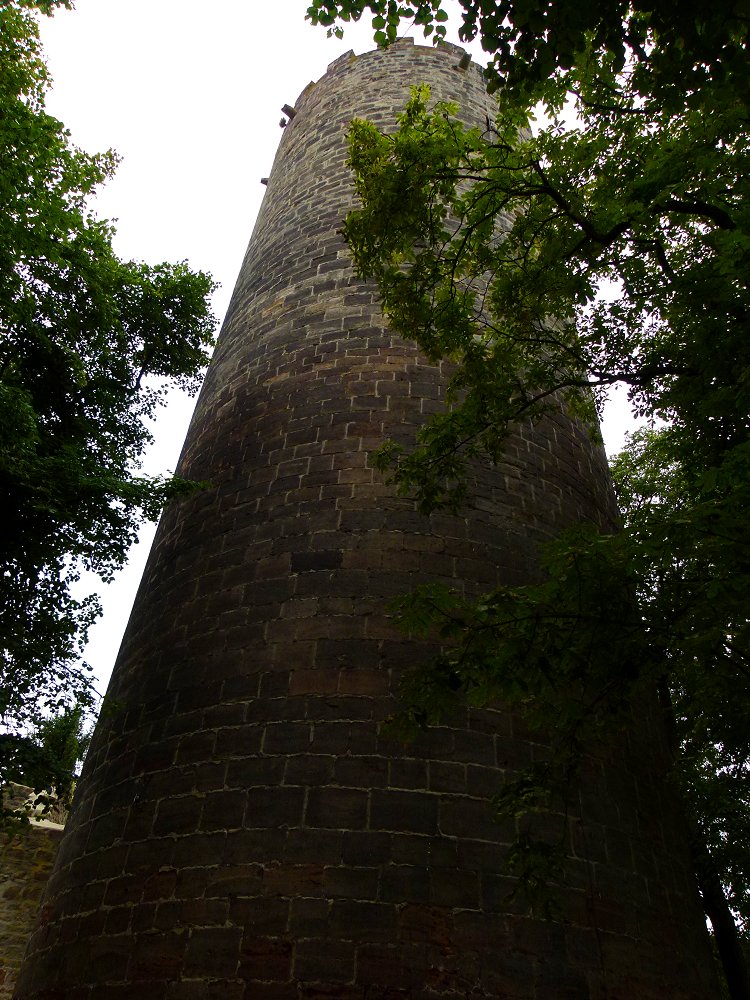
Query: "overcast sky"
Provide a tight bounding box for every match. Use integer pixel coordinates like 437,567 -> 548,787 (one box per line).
37,1 -> 633,703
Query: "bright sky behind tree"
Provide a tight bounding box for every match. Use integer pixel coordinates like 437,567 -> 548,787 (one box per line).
37,0 -> 633,703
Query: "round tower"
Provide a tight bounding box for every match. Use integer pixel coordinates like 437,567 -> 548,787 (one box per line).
16,39 -> 717,999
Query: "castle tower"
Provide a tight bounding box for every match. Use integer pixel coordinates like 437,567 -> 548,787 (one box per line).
16,40 -> 717,999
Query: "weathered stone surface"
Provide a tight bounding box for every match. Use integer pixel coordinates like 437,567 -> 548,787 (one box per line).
1,816 -> 63,999
15,39 -> 717,999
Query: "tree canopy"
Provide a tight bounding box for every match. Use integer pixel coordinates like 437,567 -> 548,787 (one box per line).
308,0 -> 750,993
0,0 -> 216,807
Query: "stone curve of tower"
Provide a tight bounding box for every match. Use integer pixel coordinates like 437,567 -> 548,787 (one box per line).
15,38 -> 718,1000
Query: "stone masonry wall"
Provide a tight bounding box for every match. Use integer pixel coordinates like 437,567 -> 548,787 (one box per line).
16,40 -> 718,999
1,823 -> 63,999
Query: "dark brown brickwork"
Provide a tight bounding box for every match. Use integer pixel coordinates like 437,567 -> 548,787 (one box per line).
16,40 -> 718,999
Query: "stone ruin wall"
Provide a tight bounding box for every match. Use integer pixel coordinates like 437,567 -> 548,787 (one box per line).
1,787 -> 64,999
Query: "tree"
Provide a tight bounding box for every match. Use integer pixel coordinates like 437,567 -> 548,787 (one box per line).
307,1 -> 750,994
3,703 -> 91,810
0,0 -> 216,802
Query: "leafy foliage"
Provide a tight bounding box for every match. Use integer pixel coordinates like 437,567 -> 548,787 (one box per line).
613,428 -> 750,934
308,0 -> 748,107
307,0 -> 750,989
2,703 -> 91,821
308,0 -> 450,49
0,0 -> 216,795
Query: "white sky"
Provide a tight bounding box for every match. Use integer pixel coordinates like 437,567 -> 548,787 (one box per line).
37,0 -> 633,702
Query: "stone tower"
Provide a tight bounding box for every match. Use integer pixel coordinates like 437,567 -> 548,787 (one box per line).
16,40 -> 717,999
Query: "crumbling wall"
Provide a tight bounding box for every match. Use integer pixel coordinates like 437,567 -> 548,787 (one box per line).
1,787 -> 64,999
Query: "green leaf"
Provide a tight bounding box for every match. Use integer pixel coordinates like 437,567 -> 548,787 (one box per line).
0,0 -> 218,813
